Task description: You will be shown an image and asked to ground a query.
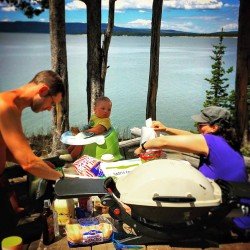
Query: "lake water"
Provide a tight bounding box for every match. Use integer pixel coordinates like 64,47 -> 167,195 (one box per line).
0,33 -> 237,135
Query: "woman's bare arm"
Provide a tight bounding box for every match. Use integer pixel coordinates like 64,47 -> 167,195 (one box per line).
152,121 -> 193,135
135,134 -> 208,156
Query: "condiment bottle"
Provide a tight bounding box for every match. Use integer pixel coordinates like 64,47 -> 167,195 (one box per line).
53,198 -> 75,236
42,199 -> 55,245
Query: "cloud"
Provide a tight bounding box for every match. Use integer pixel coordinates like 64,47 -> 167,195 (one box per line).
115,10 -> 125,13
102,0 -> 152,10
65,0 -> 223,11
161,20 -> 203,32
100,0 -> 223,10
178,15 -> 218,21
125,18 -> 203,33
163,0 -> 223,10
66,0 -> 86,11
1,5 -> 16,12
224,3 -> 239,8
222,23 -> 238,31
1,18 -> 10,22
127,19 -> 151,28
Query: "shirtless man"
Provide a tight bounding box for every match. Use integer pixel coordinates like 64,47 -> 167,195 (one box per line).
0,70 -> 64,239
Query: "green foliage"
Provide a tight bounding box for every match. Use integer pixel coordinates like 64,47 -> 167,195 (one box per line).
241,145 -> 250,157
204,30 -> 235,115
0,0 -> 48,18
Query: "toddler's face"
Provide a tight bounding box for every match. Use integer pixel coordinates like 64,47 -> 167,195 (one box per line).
94,101 -> 112,118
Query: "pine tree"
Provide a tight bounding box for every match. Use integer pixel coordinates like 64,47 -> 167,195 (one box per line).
204,30 -> 234,109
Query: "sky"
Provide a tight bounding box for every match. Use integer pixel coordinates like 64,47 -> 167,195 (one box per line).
0,0 -> 239,33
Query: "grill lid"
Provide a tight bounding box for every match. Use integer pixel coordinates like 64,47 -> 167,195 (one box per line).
116,159 -> 221,208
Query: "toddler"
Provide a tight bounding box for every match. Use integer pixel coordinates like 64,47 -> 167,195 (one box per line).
59,96 -> 112,162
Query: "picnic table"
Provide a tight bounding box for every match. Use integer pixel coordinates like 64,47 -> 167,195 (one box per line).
23,235 -> 250,250
6,154 -> 250,249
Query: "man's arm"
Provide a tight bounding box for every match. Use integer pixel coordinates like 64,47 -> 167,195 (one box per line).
0,105 -> 62,181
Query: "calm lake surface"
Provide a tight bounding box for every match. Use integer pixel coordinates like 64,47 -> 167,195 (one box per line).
0,33 -> 237,135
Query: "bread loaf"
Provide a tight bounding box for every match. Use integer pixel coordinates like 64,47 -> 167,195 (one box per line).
65,224 -> 83,243
66,222 -> 113,244
99,222 -> 113,239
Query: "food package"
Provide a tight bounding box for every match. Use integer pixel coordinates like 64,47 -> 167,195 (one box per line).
66,216 -> 114,247
73,155 -> 104,177
100,158 -> 141,180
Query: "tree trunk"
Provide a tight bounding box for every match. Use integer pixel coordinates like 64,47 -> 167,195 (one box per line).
49,0 -> 69,155
84,0 -> 102,120
100,0 -> 116,93
146,0 -> 163,120
235,0 -> 250,147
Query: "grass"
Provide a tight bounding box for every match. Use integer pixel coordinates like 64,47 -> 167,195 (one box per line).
28,133 -> 52,157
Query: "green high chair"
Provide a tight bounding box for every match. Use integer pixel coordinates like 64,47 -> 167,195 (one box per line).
83,127 -> 123,161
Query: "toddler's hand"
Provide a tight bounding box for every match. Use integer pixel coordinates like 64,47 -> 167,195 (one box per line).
83,132 -> 95,138
71,126 -> 80,135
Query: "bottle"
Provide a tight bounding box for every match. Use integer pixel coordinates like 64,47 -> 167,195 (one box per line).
42,199 -> 55,245
52,202 -> 60,237
53,198 -> 75,236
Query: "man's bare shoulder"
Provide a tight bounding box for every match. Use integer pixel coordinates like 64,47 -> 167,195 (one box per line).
0,91 -> 17,113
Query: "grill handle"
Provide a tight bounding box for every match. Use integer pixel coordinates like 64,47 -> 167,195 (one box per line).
152,196 -> 196,203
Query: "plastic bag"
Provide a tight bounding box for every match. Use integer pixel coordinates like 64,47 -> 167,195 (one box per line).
66,215 -> 115,247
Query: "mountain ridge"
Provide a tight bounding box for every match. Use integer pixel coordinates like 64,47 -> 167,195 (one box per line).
0,21 -> 238,37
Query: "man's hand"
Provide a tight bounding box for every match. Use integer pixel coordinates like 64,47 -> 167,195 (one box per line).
44,160 -> 55,169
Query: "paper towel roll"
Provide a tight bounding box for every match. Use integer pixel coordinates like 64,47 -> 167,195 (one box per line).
140,126 -> 157,144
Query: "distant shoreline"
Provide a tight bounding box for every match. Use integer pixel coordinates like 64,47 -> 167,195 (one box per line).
0,21 -> 238,38
0,31 -> 238,38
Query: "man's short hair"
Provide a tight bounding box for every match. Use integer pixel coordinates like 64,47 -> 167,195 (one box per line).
30,70 -> 65,97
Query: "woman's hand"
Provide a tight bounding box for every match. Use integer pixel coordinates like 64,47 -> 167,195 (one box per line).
134,146 -> 143,156
152,121 -> 166,132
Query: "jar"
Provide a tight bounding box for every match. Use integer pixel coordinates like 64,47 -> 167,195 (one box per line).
1,236 -> 22,250
53,199 -> 75,226
139,149 -> 164,163
101,154 -> 114,162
